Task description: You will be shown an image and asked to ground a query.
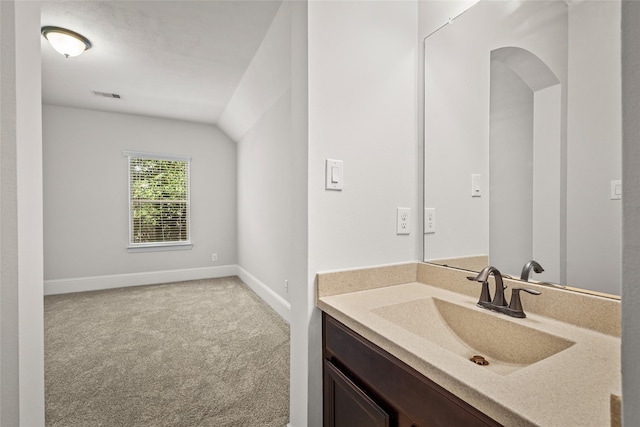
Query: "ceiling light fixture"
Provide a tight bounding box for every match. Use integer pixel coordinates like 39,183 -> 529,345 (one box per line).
41,26 -> 92,58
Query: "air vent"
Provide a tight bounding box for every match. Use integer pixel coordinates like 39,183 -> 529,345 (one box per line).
91,90 -> 121,99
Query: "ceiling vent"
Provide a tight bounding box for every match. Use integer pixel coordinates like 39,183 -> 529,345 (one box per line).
91,90 -> 121,99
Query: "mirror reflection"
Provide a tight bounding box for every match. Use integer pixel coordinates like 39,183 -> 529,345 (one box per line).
423,0 -> 621,296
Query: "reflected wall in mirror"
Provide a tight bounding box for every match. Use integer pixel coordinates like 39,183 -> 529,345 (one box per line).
423,0 -> 621,296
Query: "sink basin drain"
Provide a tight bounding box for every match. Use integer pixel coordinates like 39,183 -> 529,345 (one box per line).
470,355 -> 489,366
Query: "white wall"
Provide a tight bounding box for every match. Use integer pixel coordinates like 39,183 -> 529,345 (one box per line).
308,1 -> 420,271
419,0 -> 479,40
622,1 -> 640,425
43,105 -> 237,290
532,84 -> 562,283
223,2 -> 293,307
306,1 -> 419,425
1,4 -> 20,423
236,91 -> 293,303
489,59 -> 535,277
566,0 -> 621,294
288,2 -> 309,426
217,2 -> 291,143
0,1 -> 45,424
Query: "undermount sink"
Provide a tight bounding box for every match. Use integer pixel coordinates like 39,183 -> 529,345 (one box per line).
371,297 -> 575,375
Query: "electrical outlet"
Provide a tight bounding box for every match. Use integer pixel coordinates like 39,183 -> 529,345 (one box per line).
396,207 -> 411,235
425,208 -> 436,234
284,279 -> 289,293
212,253 -> 218,262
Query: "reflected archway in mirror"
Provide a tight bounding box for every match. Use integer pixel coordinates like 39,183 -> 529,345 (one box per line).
490,46 -> 562,284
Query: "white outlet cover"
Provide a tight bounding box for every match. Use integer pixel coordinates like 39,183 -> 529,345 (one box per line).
396,207 -> 411,235
424,208 -> 436,234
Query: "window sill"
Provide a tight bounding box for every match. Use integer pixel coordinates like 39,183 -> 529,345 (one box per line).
127,243 -> 193,253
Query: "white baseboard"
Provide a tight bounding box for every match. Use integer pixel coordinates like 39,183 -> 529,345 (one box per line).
44,265 -> 238,296
44,265 -> 292,324
236,266 -> 291,324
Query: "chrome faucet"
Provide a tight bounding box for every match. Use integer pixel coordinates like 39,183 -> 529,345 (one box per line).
468,266 -> 541,318
520,260 -> 544,281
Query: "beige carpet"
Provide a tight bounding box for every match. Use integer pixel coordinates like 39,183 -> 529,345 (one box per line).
45,276 -> 290,427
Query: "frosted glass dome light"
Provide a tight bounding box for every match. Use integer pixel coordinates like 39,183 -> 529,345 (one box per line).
41,26 -> 92,58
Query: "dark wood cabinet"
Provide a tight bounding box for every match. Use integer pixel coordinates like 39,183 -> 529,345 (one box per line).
324,359 -> 390,427
322,313 -> 503,427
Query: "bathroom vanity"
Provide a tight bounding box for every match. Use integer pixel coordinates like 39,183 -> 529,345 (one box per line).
317,262 -> 621,427
323,313 -> 501,426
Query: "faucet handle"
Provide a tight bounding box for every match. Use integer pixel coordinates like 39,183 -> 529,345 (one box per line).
467,276 -> 492,308
507,288 -> 541,318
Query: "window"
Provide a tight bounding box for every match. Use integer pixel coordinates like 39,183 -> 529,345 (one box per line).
124,151 -> 192,251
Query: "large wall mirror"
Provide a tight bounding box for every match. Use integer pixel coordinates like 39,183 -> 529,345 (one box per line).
423,0 -> 621,296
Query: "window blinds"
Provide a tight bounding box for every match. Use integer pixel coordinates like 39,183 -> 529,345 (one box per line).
126,153 -> 191,246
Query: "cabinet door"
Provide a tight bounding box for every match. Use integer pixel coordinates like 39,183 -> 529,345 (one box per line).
324,359 -> 390,427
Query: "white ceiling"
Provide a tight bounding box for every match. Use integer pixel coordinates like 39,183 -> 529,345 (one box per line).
40,1 -> 282,125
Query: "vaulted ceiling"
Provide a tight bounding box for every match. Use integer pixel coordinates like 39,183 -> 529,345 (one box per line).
40,1 -> 282,125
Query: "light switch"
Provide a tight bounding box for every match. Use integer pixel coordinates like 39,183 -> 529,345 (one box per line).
471,174 -> 482,197
331,166 -> 340,183
326,159 -> 343,191
611,180 -> 622,200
